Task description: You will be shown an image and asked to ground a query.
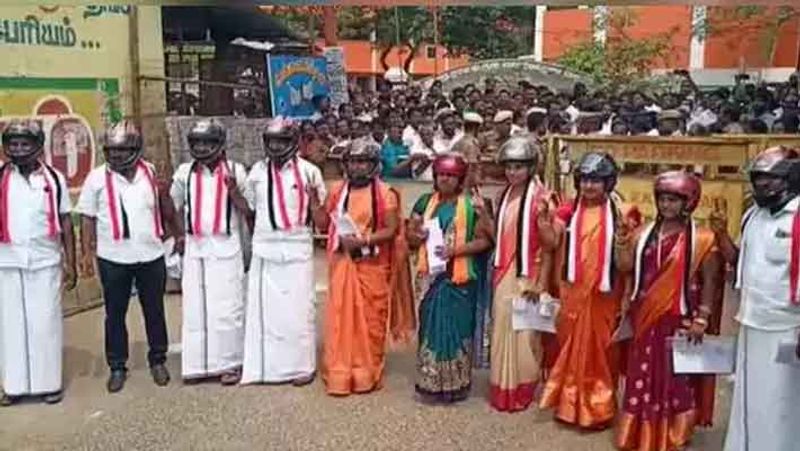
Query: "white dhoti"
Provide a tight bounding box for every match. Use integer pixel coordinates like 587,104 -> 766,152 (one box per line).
0,265 -> 63,396
241,248 -> 316,384
724,325 -> 800,451
181,254 -> 245,379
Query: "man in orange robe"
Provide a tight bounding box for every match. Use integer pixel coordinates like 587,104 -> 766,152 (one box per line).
540,152 -> 634,429
311,140 -> 414,396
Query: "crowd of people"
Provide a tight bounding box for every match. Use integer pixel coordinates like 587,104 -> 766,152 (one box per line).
293,72 -> 800,180
0,72 -> 799,451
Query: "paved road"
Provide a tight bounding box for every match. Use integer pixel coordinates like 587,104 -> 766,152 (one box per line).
0,260 -> 735,450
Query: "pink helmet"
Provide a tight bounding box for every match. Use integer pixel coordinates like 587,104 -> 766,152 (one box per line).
433,153 -> 468,180
654,170 -> 702,213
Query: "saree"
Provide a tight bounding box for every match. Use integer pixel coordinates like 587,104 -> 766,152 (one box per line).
490,188 -> 543,412
321,180 -> 414,396
616,225 -> 717,451
540,202 -> 626,429
413,193 -> 479,402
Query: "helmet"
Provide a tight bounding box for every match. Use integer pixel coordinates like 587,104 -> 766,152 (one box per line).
747,146 -> 800,208
497,136 -> 539,166
343,139 -> 381,186
2,120 -> 45,166
187,119 -> 226,161
433,153 -> 468,180
573,151 -> 618,192
654,170 -> 702,213
101,120 -> 143,172
262,117 -> 298,164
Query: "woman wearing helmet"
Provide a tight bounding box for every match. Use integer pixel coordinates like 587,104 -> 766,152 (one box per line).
407,154 -> 493,404
715,147 -> 800,451
310,140 -> 414,396
614,171 -> 722,451
169,119 -> 250,386
489,136 -> 555,412
539,151 -> 638,428
76,120 -> 178,393
0,120 -> 76,406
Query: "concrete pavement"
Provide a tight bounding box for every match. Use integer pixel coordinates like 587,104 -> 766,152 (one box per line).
0,257 -> 734,450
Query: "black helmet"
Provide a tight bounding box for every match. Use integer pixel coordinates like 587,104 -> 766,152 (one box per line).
343,138 -> 381,187
748,146 -> 800,208
2,120 -> 45,166
573,151 -> 618,192
262,118 -> 298,165
102,120 -> 143,172
187,119 -> 226,161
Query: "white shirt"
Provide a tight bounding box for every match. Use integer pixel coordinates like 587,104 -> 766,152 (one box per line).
76,162 -> 165,264
737,197 -> 800,331
402,125 -> 422,150
433,130 -> 463,154
170,160 -> 247,260
0,163 -> 70,270
244,157 -> 326,261
409,142 -> 437,182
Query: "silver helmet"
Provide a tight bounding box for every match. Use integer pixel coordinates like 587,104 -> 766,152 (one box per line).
2,120 -> 45,166
343,138 -> 381,186
187,119 -> 226,162
262,117 -> 299,165
102,120 -> 143,172
497,136 -> 540,167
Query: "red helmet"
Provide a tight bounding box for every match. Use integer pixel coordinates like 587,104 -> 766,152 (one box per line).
433,153 -> 468,179
654,170 -> 702,213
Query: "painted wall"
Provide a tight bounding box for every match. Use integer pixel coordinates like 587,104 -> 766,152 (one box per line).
333,39 -> 469,77
541,8 -> 593,62
0,5 -> 167,188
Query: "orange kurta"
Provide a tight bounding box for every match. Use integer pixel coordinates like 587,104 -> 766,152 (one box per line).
322,181 -> 409,396
539,204 -> 625,428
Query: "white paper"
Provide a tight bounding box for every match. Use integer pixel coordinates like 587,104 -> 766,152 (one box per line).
671,336 -> 736,374
336,214 -> 372,256
611,316 -> 633,343
512,294 -> 560,333
424,219 -> 447,275
775,339 -> 800,367
335,214 -> 359,237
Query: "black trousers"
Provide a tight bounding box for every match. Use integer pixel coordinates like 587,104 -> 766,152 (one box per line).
97,256 -> 168,371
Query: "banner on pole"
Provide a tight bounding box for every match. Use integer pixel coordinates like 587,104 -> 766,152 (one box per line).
267,54 -> 330,118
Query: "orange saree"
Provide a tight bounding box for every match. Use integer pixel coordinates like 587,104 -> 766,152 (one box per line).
539,202 -> 625,429
615,224 -> 717,451
321,181 -> 414,396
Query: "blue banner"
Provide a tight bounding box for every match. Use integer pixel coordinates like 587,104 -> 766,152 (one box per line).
267,54 -> 329,119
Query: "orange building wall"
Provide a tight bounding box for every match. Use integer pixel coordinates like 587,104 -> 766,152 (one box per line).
331,39 -> 469,77
609,6 -> 692,69
703,7 -> 799,69
542,9 -> 593,61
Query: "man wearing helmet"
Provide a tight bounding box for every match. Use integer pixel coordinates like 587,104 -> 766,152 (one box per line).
613,171 -> 722,450
539,151 -> 640,428
311,140 -> 414,396
0,120 -> 75,406
169,119 -> 249,385
406,153 -> 493,404
488,136 -> 555,412
76,120 -> 178,393
713,147 -> 800,451
239,118 -> 326,386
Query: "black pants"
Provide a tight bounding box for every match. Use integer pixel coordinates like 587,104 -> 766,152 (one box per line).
97,257 -> 168,371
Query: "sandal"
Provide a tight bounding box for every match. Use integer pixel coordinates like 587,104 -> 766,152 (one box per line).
220,370 -> 241,386
42,391 -> 63,404
0,393 -> 17,407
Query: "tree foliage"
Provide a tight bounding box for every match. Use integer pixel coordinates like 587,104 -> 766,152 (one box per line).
559,9 -> 675,91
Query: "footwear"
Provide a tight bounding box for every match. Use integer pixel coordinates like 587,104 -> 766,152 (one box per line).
220,370 -> 241,386
42,391 -> 64,404
107,370 -> 127,393
150,364 -> 170,386
291,372 -> 316,387
0,392 -> 17,407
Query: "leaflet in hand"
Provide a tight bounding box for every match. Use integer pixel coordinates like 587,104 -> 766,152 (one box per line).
511,294 -> 560,334
336,214 -> 371,255
425,219 -> 447,275
671,336 -> 736,374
